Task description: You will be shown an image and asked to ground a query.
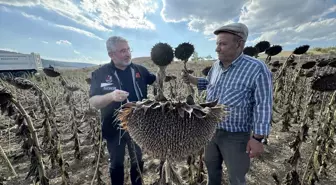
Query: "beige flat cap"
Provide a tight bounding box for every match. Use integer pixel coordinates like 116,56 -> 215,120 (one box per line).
214,22 -> 248,41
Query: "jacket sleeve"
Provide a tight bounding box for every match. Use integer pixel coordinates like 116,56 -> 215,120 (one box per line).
143,67 -> 156,85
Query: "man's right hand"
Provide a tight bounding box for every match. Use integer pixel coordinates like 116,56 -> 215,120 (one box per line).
109,89 -> 129,102
181,70 -> 198,85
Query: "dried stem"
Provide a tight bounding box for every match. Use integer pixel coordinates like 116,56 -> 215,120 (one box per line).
156,66 -> 167,101
91,123 -> 103,185
0,144 -> 18,177
10,97 -> 49,184
183,61 -> 195,97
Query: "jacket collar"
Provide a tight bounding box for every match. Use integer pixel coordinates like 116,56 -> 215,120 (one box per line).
109,60 -> 134,71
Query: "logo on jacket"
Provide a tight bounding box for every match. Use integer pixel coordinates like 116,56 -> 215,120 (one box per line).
106,75 -> 113,83
135,72 -> 141,78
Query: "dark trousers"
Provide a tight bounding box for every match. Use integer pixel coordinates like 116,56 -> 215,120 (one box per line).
204,129 -> 251,185
106,132 -> 144,185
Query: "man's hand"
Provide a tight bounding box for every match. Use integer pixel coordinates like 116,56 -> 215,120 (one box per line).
180,70 -> 198,85
109,89 -> 129,102
246,136 -> 264,158
181,70 -> 190,83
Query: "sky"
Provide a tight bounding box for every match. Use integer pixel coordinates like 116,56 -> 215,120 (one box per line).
0,0 -> 335,65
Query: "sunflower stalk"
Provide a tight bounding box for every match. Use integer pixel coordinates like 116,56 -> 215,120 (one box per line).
186,155 -> 197,184
156,66 -> 168,101
275,54 -> 295,82
301,91 -> 335,184
285,90 -> 316,179
70,102 -> 82,160
57,136 -> 69,185
38,93 -> 55,166
0,144 -> 18,177
10,97 -> 49,185
281,68 -> 303,130
317,91 -> 336,177
163,160 -> 183,185
91,115 -> 105,185
62,78 -> 82,160
183,61 -> 195,98
37,85 -> 68,179
196,148 -> 205,183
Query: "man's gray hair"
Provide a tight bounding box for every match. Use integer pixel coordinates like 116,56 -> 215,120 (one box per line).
106,36 -> 128,53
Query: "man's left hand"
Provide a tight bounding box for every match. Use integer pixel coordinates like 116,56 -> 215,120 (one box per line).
246,136 -> 264,158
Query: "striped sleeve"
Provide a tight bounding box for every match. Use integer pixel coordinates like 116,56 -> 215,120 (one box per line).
252,67 -> 273,135
197,78 -> 209,90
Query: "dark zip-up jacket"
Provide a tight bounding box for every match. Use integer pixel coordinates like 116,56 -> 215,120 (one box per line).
89,61 -> 156,140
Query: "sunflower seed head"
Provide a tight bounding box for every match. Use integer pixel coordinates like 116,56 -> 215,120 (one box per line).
311,72 -> 336,92
5,77 -> 35,90
202,66 -> 212,76
150,42 -> 174,67
243,46 -> 258,57
43,66 -> 61,77
316,58 -> 329,67
117,98 -> 227,161
0,86 -> 12,105
254,40 -> 271,53
301,61 -> 316,70
293,45 -> 310,55
175,42 -> 195,61
265,45 -> 282,56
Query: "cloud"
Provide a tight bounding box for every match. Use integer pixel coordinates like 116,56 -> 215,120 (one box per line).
80,0 -> 158,30
39,0 -> 110,32
21,12 -> 43,21
161,0 -> 336,46
0,48 -> 18,52
250,18 -> 336,46
0,0 -> 40,7
42,41 -> 48,44
161,0 -> 247,32
19,11 -> 104,41
56,40 -> 72,45
238,0 -> 335,34
0,0 -> 158,31
0,5 -> 10,12
74,50 -> 80,54
53,24 -> 103,40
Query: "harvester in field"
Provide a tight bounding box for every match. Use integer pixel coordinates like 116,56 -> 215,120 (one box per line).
0,51 -> 43,78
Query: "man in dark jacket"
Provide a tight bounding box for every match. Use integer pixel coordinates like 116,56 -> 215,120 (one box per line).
89,36 -> 156,185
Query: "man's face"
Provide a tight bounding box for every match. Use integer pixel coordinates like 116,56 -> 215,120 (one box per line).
109,41 -> 132,67
215,32 -> 243,62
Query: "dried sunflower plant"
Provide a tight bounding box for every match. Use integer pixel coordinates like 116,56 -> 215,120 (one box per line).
0,85 -> 49,185
243,40 -> 336,185
116,42 -> 228,184
44,66 -> 83,161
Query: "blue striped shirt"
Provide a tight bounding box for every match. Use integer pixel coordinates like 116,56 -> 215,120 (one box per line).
197,53 -> 273,135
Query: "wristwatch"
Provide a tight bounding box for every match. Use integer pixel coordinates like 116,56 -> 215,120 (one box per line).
252,135 -> 263,143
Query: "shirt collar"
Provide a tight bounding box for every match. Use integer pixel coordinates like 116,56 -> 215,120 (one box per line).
219,52 -> 244,68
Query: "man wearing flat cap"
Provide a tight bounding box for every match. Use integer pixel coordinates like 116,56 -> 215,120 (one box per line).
182,22 -> 273,185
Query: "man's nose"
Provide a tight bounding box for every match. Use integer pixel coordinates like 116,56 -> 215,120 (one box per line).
215,46 -> 220,52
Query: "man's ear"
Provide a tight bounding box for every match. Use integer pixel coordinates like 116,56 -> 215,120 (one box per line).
238,40 -> 245,50
108,51 -> 113,59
